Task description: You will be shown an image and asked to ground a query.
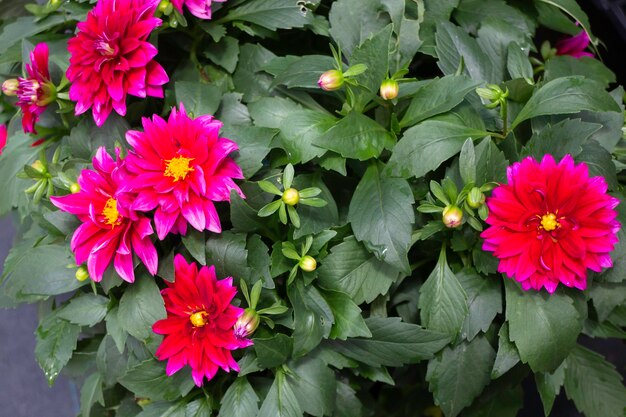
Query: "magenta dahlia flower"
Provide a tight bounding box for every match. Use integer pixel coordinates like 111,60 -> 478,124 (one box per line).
152,254 -> 252,386
481,154 -> 620,293
66,0 -> 169,127
556,30 -> 593,59
17,43 -> 55,134
0,124 -> 6,155
50,147 -> 158,283
171,0 -> 224,20
124,105 -> 243,240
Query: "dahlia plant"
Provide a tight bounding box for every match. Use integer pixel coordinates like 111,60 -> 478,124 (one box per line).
0,1 -> 625,417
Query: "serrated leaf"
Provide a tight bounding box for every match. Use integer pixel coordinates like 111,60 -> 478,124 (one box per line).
205,231 -> 251,283
457,269 -> 502,341
507,42 -> 533,82
223,125 -> 277,178
427,335 -> 496,417
182,229 -> 207,266
535,363 -> 565,416
419,249 -> 468,340
292,174 -> 338,239
218,377 -> 259,417
80,373 -> 104,417
118,275 -> 166,341
385,120 -> 488,179
505,280 -> 582,372
257,370 -> 303,417
511,76 -> 621,129
491,322 -> 520,379
224,0 -> 313,31
57,293 -> 109,327
575,140 -> 618,190
322,289 -> 372,340
175,81 -> 221,117
35,315 -> 80,385
523,118 -> 601,160
254,333 -> 293,369
288,280 -> 334,357
317,237 -> 399,305
400,76 -> 480,127
328,0 -> 390,56
563,345 -> 626,417
105,306 -> 127,353
348,163 -> 414,273
349,24 -> 392,94
119,358 -> 194,402
288,357 -> 336,417
326,317 -> 450,367
544,56 -> 615,88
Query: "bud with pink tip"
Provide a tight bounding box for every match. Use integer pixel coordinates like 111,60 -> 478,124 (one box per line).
379,79 -> 399,100
2,79 -> 18,96
234,308 -> 261,339
442,205 -> 463,228
317,69 -> 344,91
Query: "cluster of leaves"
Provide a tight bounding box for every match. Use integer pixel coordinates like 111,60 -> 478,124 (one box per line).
1,0 -> 626,417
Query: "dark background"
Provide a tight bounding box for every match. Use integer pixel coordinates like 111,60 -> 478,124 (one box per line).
1,1 -> 625,416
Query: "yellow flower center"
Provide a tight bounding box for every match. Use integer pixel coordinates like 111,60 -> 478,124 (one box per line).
102,198 -> 121,228
189,311 -> 208,328
164,156 -> 194,182
540,213 -> 560,232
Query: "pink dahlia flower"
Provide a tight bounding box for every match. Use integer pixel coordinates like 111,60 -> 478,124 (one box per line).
556,30 -> 593,59
152,254 -> 252,386
0,124 -> 7,155
50,147 -> 158,283
124,105 -> 243,240
17,43 -> 55,134
481,154 -> 620,293
171,0 -> 225,20
66,0 -> 169,127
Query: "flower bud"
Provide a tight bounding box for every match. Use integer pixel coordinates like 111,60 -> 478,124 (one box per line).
317,69 -> 344,91
442,205 -> 463,228
282,188 -> 300,206
31,160 -> 46,174
75,265 -> 89,282
158,0 -> 173,14
234,308 -> 260,339
299,255 -> 317,272
467,187 -> 485,209
70,183 -> 81,194
2,79 -> 18,96
379,79 -> 399,100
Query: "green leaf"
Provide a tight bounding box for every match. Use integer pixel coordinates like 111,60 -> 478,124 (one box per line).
491,322 -> 521,379
333,380 -> 363,417
322,289 -> 372,340
268,55 -> 336,89
35,315 -> 80,385
80,373 -> 104,417
292,174 -> 339,239
96,335 -> 127,387
474,137 -> 508,184
175,81 -> 222,117
575,140 -> 618,191
511,76 -> 621,129
459,138 -> 476,184
254,334 -> 293,369
204,35 -> 239,73
313,112 -> 395,161
1,242 -> 86,301
119,358 -> 194,402
399,76 -> 481,127
419,249 -> 468,340
224,0 -> 313,30
288,280 -> 334,357
182,229 -> 207,266
0,14 -> 67,55
455,0 -> 535,35
66,114 -> 130,160
105,306 -> 127,353
426,335 -> 496,417
118,275 -> 166,341
288,357 -> 337,417
317,236 -> 399,305
186,398 -> 212,417
205,231 -> 252,282
0,131 -> 39,215
419,0 -> 459,57
348,163 -> 414,273
535,0 -> 593,40
563,345 -> 626,417
257,370 -> 303,417
218,377 -> 260,417
457,269 -> 502,341
544,56 -> 615,88
535,363 -> 565,416
505,280 -> 582,372
349,24 -> 392,94
435,21 -> 497,83
328,0 -> 391,56
57,293 -> 109,327
247,234 -> 274,289
590,282 -> 626,322
507,42 -> 533,82
222,125 -> 277,178
522,118 -> 601,160
385,120 -> 488,179
326,317 -> 451,367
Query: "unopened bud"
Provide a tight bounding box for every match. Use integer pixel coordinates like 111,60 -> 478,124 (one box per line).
299,255 -> 317,272
31,160 -> 45,173
234,308 -> 260,339
75,265 -> 89,282
317,69 -> 344,91
2,79 -> 18,96
442,205 -> 463,228
158,0 -> 173,14
282,188 -> 300,206
70,183 -> 81,194
467,187 -> 485,209
379,79 -> 399,100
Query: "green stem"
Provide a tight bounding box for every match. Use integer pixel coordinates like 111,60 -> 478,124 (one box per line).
500,99 -> 508,137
